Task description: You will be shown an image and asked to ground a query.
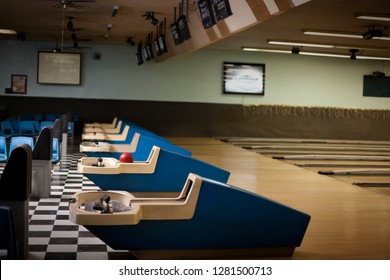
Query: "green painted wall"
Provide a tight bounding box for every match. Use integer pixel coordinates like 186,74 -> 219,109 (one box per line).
1,40 -> 389,109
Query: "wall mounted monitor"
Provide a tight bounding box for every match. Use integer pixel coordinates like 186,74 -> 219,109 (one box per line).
177,15 -> 191,40
363,75 -> 390,97
198,0 -> 216,29
223,62 -> 265,95
153,38 -> 162,56
158,35 -> 168,54
170,22 -> 183,45
37,51 -> 81,85
143,44 -> 154,61
136,42 -> 144,65
212,0 -> 233,21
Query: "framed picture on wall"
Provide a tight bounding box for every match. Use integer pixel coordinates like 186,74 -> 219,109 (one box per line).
223,62 -> 265,95
11,74 -> 27,94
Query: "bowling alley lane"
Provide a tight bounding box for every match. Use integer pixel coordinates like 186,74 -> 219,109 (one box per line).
177,136 -> 390,259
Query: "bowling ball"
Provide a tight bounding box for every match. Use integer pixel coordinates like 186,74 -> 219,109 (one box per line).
119,152 -> 134,163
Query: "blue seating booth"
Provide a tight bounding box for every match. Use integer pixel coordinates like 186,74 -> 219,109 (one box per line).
78,146 -> 230,192
31,127 -> 53,199
0,206 -> 18,259
0,144 -> 32,259
69,173 -> 311,259
81,133 -> 191,161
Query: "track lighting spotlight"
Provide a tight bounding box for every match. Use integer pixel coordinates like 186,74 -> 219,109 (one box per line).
126,37 -> 135,46
17,32 -> 26,41
372,70 -> 385,77
111,5 -> 119,17
67,17 -> 74,31
291,46 -> 300,54
362,26 -> 385,40
144,12 -> 159,26
349,49 -> 358,60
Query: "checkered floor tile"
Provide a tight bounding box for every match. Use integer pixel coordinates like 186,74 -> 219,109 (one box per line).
2,142 -> 136,260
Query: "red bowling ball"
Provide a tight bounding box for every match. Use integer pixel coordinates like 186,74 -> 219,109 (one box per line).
119,152 -> 134,163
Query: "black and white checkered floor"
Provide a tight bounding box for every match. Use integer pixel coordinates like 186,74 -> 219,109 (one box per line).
2,143 -> 136,260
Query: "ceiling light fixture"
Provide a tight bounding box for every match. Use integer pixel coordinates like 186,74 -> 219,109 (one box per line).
126,37 -> 135,46
356,13 -> 390,22
241,47 -> 390,61
349,49 -> 358,60
362,25 -> 385,40
143,12 -> 159,26
111,5 -> 119,17
291,46 -> 300,54
303,29 -> 362,39
303,28 -> 390,41
241,47 -> 291,54
268,40 -> 334,48
0,29 -> 17,34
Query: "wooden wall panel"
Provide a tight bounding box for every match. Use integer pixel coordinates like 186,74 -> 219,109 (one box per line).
1,96 -> 389,140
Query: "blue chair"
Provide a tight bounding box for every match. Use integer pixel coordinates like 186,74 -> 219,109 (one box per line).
32,121 -> 40,135
45,114 -> 57,121
32,114 -> 43,121
40,121 -> 54,130
19,121 -> 36,136
8,119 -> 21,136
19,114 -> 32,121
52,138 -> 60,163
9,137 -> 34,155
0,121 -> 15,139
0,136 -> 7,162
0,206 -> 18,260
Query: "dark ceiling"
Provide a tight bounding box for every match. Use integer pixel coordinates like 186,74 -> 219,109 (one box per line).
0,0 -> 390,59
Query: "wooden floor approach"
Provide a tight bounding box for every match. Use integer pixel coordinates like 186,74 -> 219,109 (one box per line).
169,137 -> 390,260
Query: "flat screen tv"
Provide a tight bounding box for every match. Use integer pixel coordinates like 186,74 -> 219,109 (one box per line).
37,51 -> 81,85
212,0 -> 233,21
170,22 -> 183,45
177,15 -> 191,40
198,0 -> 216,29
363,75 -> 390,97
223,62 -> 265,95
158,35 -> 168,54
136,42 -> 144,65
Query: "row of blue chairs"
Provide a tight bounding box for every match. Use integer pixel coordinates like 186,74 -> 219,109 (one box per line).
16,113 -> 66,122
0,136 -> 60,164
0,120 -> 52,138
0,119 -> 73,139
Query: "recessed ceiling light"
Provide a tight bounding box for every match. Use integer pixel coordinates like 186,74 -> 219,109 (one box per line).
0,29 -> 17,34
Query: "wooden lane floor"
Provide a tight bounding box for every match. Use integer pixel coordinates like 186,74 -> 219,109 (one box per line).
218,137 -> 390,197
169,137 -> 390,260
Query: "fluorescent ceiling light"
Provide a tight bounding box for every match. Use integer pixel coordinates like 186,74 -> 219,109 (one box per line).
356,14 -> 390,22
303,30 -> 363,39
0,29 -> 17,34
242,47 -> 390,61
303,29 -> 390,41
268,40 -> 334,48
373,36 -> 390,41
241,47 -> 290,53
300,52 -> 349,59
356,55 -> 390,61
